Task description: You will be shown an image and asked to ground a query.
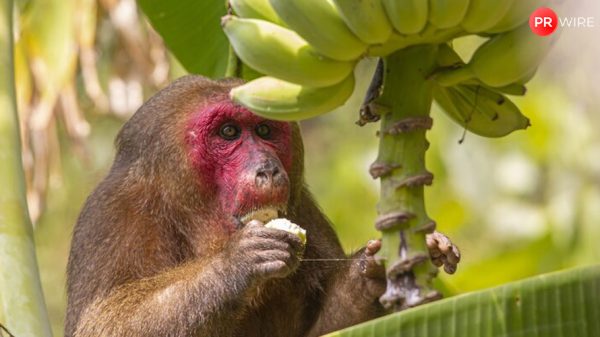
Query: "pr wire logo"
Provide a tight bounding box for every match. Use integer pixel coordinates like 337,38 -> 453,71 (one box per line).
530,7 -> 597,36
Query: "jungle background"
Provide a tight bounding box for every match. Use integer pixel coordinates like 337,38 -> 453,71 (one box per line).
9,0 -> 599,335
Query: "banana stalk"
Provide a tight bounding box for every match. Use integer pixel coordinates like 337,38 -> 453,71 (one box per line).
0,0 -> 53,335
373,45 -> 440,310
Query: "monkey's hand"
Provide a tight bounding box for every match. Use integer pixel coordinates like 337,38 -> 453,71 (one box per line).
426,231 -> 461,274
354,239 -> 386,301
232,220 -> 305,284
307,240 -> 386,336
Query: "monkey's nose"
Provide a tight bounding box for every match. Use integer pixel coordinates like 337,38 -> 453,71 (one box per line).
255,160 -> 286,189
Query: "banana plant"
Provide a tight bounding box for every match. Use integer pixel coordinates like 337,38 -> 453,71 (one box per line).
137,0 -> 597,334
0,0 -> 53,335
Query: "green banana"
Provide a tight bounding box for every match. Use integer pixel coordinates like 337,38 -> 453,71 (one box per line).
434,84 -> 530,137
433,24 -> 556,87
230,75 -> 355,121
229,0 -> 282,24
382,0 -> 428,35
222,16 -> 354,88
462,79 -> 527,96
457,85 -> 530,134
493,83 -> 527,96
332,0 -> 393,44
460,84 -> 505,105
269,0 -> 366,61
435,43 -> 464,67
429,0 -> 470,29
461,0 -> 514,33
486,0 -> 544,34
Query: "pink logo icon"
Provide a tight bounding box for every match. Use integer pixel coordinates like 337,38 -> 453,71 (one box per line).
530,7 -> 559,36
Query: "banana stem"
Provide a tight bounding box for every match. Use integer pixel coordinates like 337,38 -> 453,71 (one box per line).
373,45 -> 440,311
225,44 -> 241,78
0,1 -> 53,335
433,65 -> 474,87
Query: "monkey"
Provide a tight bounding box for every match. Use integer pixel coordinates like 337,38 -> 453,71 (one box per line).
65,75 -> 459,337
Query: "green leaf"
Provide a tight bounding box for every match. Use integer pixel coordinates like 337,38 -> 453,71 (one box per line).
325,264 -> 600,337
137,0 -> 229,78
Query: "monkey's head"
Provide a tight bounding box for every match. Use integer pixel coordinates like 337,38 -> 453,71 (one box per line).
114,75 -> 304,231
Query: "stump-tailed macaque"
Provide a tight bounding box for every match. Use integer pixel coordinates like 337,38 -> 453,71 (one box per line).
66,75 -> 459,337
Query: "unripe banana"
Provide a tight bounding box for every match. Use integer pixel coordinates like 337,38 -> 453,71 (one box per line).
433,84 -> 530,137
269,0 -> 366,61
433,24 -> 556,88
332,0 -> 393,44
230,0 -> 282,25
230,75 -> 355,121
429,0 -> 470,29
435,43 -> 464,68
461,0 -> 514,33
486,0 -> 544,34
461,80 -> 527,96
222,16 -> 354,88
382,0 -> 428,35
492,83 -> 527,96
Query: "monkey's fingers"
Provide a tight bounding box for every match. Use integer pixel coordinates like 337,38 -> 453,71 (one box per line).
244,223 -> 305,253
256,261 -> 292,279
356,244 -> 387,298
359,240 -> 385,279
365,239 -> 382,256
252,248 -> 301,279
426,231 -> 461,274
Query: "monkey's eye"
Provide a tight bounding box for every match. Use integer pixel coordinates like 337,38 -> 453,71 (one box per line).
255,124 -> 271,139
219,124 -> 241,140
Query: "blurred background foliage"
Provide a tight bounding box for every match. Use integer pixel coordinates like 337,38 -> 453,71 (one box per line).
8,0 -> 599,335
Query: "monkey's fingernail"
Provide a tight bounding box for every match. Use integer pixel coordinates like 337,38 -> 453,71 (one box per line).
447,251 -> 460,264
431,258 -> 443,267
444,264 -> 457,274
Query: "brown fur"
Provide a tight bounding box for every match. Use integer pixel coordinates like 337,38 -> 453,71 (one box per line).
65,75 -> 385,337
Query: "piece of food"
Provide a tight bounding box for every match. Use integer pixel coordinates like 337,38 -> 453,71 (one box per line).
240,207 -> 279,224
265,218 -> 307,244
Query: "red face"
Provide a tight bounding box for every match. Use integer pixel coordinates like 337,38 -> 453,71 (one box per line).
185,102 -> 293,228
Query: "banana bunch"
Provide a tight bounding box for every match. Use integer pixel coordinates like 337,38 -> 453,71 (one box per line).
224,0 -> 552,123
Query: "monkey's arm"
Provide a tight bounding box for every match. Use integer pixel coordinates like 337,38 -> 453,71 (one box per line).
307,231 -> 461,336
75,254 -> 250,336
307,241 -> 387,337
74,221 -> 303,337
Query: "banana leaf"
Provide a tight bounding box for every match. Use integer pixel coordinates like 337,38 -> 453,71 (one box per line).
325,264 -> 600,337
137,0 -> 229,78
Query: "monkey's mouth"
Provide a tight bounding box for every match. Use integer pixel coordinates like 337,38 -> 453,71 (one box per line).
238,206 -> 286,226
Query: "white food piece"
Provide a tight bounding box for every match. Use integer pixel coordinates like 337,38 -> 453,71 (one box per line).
265,218 -> 307,244
240,207 -> 279,224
